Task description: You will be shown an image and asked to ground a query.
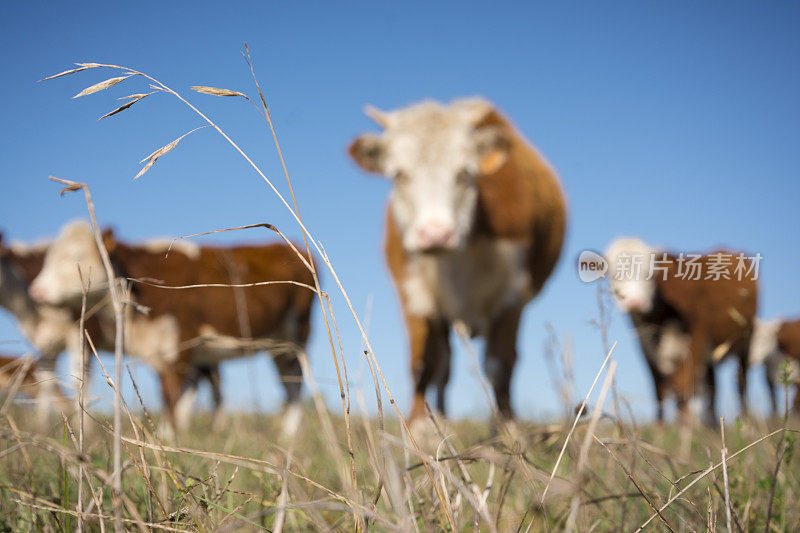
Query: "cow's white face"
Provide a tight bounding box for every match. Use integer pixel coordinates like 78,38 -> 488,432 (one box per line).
29,221 -> 108,306
605,237 -> 657,314
349,98 -> 510,253
749,318 -> 781,366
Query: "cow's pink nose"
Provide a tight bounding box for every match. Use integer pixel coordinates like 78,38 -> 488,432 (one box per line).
622,297 -> 644,312
29,284 -> 45,303
416,222 -> 455,250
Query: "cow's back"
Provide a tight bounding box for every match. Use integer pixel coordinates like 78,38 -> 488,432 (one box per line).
195,243 -> 315,340
657,251 -> 757,351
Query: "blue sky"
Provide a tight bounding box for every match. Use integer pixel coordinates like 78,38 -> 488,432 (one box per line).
1,1 -> 799,421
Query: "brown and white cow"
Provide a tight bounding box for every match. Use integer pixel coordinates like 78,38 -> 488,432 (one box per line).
0,233 -> 85,418
1,229 -> 225,423
349,98 -> 567,422
605,237 -> 758,425
750,318 -> 800,414
29,221 -> 315,431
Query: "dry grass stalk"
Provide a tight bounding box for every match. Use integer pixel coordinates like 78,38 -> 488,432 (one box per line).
0,355 -> 35,415
49,176 -> 126,532
540,341 -> 618,509
720,417 -> 733,533
76,267 -> 89,533
565,360 -> 617,532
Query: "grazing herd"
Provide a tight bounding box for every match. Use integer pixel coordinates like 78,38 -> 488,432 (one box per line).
0,97 -> 797,433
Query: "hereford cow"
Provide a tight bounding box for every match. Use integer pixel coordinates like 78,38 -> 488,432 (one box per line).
750,318 -> 800,414
349,98 -> 567,422
1,230 -> 224,422
0,233 -> 83,418
605,237 -> 758,425
29,221 -> 315,431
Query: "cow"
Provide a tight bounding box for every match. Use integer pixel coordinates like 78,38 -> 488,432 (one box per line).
1,230 -> 225,423
29,221 -> 315,432
750,318 -> 800,414
605,237 -> 758,426
0,233 -> 84,419
348,98 -> 567,423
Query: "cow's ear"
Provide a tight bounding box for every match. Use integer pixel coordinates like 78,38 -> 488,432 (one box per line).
474,125 -> 511,175
101,228 -> 117,253
348,134 -> 386,175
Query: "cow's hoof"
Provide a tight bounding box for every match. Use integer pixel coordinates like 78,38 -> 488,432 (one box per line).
157,421 -> 177,444
279,403 -> 303,441
211,411 -> 229,432
405,415 -> 444,455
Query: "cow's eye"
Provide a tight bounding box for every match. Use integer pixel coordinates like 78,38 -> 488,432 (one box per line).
456,169 -> 474,185
393,170 -> 409,183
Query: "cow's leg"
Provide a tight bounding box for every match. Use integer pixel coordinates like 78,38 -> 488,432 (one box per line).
194,364 -> 223,412
407,314 -> 450,423
673,327 -> 708,428
199,364 -> 228,431
207,365 -> 223,413
485,305 -> 523,420
274,348 -> 305,438
633,320 -> 666,423
737,352 -> 750,419
704,362 -> 718,427
764,356 -> 779,417
158,365 -> 188,434
174,377 -> 199,432
274,349 -> 303,405
651,365 -> 668,424
634,328 -> 669,424
34,353 -> 65,427
433,337 -> 452,416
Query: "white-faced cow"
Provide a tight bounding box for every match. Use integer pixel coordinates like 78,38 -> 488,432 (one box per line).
0,234 -> 86,418
750,318 -> 800,414
349,98 -> 567,422
30,221 -> 315,432
1,231 -> 223,423
605,237 -> 758,425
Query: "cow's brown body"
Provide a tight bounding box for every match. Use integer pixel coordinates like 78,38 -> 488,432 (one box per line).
627,251 -> 757,424
101,234 -> 315,428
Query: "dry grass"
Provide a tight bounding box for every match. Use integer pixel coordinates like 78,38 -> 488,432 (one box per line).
0,402 -> 798,531
2,46 -> 796,531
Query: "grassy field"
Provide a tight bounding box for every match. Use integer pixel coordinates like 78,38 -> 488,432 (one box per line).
0,399 -> 797,531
